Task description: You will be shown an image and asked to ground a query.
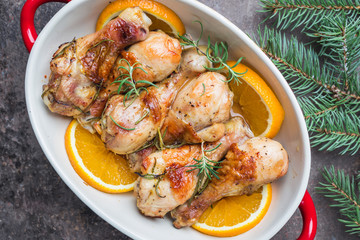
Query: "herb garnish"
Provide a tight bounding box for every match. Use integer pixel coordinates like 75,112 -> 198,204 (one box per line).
178,21 -> 247,85
112,59 -> 158,108
200,83 -> 206,97
109,115 -> 135,131
135,110 -> 150,125
135,172 -> 165,180
187,142 -> 223,200
135,168 -> 166,198
154,128 -> 185,151
52,38 -> 75,59
187,142 -> 222,179
86,39 -> 114,54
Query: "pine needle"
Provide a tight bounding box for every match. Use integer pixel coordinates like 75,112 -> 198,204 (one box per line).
317,166 -> 360,236
259,0 -> 360,32
254,26 -> 360,155
258,1 -> 360,236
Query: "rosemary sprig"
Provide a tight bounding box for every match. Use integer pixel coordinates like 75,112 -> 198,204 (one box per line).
155,176 -> 166,198
135,166 -> 166,198
187,142 -> 222,201
154,128 -> 185,151
135,172 -> 165,180
135,110 -> 149,125
86,39 -> 114,54
52,38 -> 75,59
133,127 -> 185,153
179,21 -> 247,85
200,83 -> 206,97
109,115 -> 135,131
112,59 -> 158,108
187,142 -> 222,179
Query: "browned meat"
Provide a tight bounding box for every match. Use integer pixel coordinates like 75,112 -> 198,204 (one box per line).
42,7 -> 151,118
79,31 -> 182,132
133,117 -> 253,217
161,71 -> 233,145
98,47 -> 212,155
111,31 -> 182,86
171,137 -> 289,228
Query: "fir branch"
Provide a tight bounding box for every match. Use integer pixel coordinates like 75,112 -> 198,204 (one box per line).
317,166 -> 360,236
309,14 -> 360,95
309,109 -> 360,155
260,2 -> 360,97
300,96 -> 340,120
260,0 -> 360,31
255,26 -> 360,155
256,27 -> 340,98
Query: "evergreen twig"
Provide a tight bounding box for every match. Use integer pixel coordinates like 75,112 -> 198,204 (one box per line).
258,0 -> 360,236
255,14 -> 360,155
259,0 -> 360,32
317,166 -> 360,236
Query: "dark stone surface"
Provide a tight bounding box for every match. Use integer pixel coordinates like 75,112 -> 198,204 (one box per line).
0,0 -> 359,239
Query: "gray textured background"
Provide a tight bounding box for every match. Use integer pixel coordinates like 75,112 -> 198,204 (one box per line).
1,0 -> 359,239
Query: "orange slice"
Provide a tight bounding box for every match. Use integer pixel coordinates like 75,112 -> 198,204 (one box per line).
229,62 -> 285,138
65,119 -> 138,193
96,0 -> 186,36
192,184 -> 272,237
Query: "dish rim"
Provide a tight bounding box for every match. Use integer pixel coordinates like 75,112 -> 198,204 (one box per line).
24,0 -> 311,239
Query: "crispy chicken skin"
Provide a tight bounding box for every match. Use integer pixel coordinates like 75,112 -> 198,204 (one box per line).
111,31 -> 182,85
78,31 -> 181,132
126,47 -> 214,169
171,137 -> 289,228
161,71 -> 233,144
133,117 -> 253,217
127,71 -> 232,168
99,48 -> 211,155
128,145 -> 158,172
99,71 -> 186,155
42,7 -> 151,118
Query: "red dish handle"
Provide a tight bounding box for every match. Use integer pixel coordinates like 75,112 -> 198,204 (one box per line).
20,0 -> 71,52
297,190 -> 317,240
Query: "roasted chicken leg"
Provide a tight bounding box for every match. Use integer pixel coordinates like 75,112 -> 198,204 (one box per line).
77,30 -> 182,132
98,47 -> 211,154
111,30 -> 182,86
127,71 -> 232,171
42,7 -> 151,117
134,117 -> 253,217
161,71 -> 233,144
171,137 -> 289,228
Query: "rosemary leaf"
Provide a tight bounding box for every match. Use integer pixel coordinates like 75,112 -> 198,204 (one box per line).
135,172 -> 165,180
135,110 -> 149,125
86,39 -> 114,53
204,142 -> 222,152
178,21 -> 247,84
109,115 -> 135,131
200,83 -> 206,97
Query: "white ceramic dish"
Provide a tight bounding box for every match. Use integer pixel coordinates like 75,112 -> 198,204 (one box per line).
23,0 -> 311,239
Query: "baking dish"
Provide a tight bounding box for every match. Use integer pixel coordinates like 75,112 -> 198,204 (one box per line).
21,0 -> 316,239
